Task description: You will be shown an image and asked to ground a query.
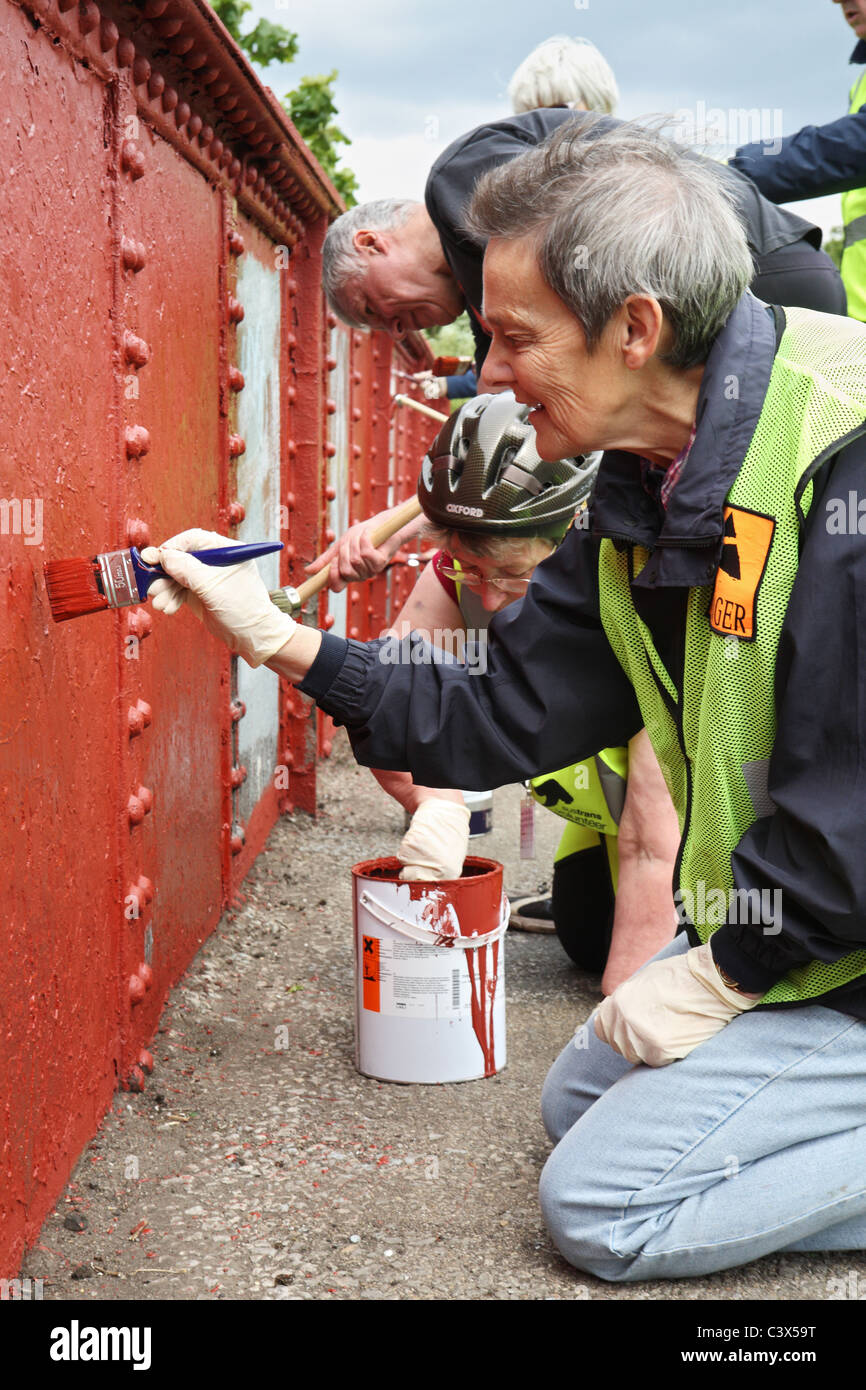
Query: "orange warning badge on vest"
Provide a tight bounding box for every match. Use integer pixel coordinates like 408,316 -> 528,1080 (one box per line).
709,506 -> 775,641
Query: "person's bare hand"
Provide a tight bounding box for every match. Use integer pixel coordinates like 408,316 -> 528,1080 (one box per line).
304,507 -> 423,593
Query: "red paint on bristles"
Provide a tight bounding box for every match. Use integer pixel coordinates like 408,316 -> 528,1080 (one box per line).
43,556 -> 109,623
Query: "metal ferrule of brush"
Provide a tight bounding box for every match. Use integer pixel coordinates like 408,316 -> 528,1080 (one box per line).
98,549 -> 145,609
269,586 -> 302,615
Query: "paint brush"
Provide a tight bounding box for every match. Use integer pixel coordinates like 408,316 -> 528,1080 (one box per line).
392,393 -> 451,423
46,492 -> 424,624
44,541 -> 284,623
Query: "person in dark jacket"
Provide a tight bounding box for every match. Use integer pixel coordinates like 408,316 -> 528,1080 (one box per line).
145,119 -> 866,1283
730,0 -> 866,320
323,110 -> 846,375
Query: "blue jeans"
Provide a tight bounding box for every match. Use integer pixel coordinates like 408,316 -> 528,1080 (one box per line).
540,934 -> 866,1282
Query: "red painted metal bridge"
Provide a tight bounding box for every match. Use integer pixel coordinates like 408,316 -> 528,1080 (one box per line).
0,0 -> 445,1274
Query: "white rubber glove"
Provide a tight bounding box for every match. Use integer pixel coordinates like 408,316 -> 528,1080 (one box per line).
593,942 -> 761,1067
143,529 -> 296,669
411,370 -> 447,400
398,799 -> 471,881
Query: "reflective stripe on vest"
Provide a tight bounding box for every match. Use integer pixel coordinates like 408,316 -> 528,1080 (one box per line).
841,70 -> 866,321
844,214 -> 866,249
453,560 -> 628,833
598,307 -> 866,1005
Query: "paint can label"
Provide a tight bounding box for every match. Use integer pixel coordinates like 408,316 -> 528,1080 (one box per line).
363,937 -> 491,1019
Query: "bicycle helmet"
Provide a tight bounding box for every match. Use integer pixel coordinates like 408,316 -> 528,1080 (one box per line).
418,392 -> 599,540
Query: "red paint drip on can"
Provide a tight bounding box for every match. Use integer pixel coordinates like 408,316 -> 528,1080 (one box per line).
351,856 -> 507,1083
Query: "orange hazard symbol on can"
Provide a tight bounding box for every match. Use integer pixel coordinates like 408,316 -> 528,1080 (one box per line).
709,505 -> 775,642
362,935 -> 380,1012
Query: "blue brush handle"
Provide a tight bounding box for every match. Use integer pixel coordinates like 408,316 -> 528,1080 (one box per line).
130,542 -> 283,598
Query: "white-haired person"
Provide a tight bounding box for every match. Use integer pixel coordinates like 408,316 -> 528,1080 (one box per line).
144,117 -> 866,1283
508,34 -> 618,115
313,103 -> 845,592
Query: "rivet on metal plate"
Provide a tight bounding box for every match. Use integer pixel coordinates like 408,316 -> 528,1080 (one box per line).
124,425 -> 151,459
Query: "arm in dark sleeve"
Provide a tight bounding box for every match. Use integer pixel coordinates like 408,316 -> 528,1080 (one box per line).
299,527 -> 642,790
424,109 -> 579,266
711,433 -> 866,994
730,106 -> 866,203
446,370 -> 477,399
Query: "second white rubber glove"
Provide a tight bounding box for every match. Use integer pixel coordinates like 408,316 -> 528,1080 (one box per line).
143,529 -> 296,669
398,799 -> 471,881
593,942 -> 761,1067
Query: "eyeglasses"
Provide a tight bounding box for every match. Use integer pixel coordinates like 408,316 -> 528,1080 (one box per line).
437,564 -> 533,593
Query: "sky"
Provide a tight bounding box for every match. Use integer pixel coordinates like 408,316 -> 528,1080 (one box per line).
248,0 -> 862,238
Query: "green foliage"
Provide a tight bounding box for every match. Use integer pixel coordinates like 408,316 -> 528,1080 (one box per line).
423,312 -> 476,360
210,0 -> 248,37
208,1 -> 356,206
244,17 -> 299,67
824,226 -> 844,271
330,167 -> 359,206
283,72 -> 358,206
210,0 -> 298,67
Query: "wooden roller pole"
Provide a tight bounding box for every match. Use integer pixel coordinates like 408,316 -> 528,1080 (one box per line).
392,392 -> 452,423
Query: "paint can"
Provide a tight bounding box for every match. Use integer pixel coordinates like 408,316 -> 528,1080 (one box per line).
402,791 -> 492,837
462,789 -> 493,836
352,856 -> 508,1083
